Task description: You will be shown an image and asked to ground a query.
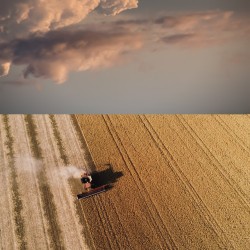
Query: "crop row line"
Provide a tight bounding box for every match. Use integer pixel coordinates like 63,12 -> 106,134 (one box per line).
215,115 -> 250,153
2,115 -> 27,250
49,115 -> 69,165
103,115 -> 176,250
214,115 -> 250,184
141,115 -> 232,249
24,115 -> 64,250
71,115 -> 96,171
178,115 -> 250,211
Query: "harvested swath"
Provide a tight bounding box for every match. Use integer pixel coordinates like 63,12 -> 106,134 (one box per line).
8,115 -> 50,250
52,114 -> 98,249
0,115 -> 18,250
2,115 -> 27,250
24,115 -> 64,249
33,115 -> 89,250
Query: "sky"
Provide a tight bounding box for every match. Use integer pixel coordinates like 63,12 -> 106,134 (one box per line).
0,0 -> 249,113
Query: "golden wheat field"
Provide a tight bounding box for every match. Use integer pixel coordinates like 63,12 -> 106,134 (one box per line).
0,114 -> 249,250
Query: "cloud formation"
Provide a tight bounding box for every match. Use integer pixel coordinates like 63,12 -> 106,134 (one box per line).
0,0 -> 138,42
1,6 -> 249,83
0,0 -> 139,80
0,29 -> 142,82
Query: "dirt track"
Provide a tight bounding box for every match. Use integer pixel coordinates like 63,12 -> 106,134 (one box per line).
0,114 -> 249,249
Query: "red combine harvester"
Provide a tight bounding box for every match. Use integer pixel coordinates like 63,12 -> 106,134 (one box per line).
76,171 -> 110,200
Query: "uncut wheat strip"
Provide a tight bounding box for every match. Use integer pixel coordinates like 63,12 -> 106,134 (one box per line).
105,115 -> 176,250
0,116 -> 18,250
112,115 -> 225,250
217,115 -> 250,152
179,116 -> 250,246
78,115 -> 166,250
55,115 -> 116,250
34,114 -> 88,250
142,115 -> 234,249
211,115 -> 250,197
218,115 -> 250,151
181,115 -> 250,203
73,115 -> 131,249
178,115 -> 250,248
149,115 -> 250,249
8,115 -> 50,250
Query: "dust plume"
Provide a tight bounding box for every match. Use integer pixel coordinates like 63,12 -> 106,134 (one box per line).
15,155 -> 43,174
15,155 -> 86,181
55,165 -> 87,180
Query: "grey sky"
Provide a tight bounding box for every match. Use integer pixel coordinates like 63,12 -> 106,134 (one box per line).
0,0 -> 249,113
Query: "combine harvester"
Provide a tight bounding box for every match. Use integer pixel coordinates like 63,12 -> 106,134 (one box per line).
77,171 -> 111,200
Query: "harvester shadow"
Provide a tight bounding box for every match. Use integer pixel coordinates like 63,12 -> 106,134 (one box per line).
91,164 -> 123,188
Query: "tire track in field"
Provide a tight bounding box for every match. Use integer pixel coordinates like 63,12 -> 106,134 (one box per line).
8,115 -> 51,250
104,115 -> 176,250
24,115 -> 64,249
177,115 -> 250,249
73,113 -> 135,250
218,115 -> 250,148
216,115 -> 250,152
77,114 -> 167,249
0,115 -> 18,250
54,115 -> 116,250
214,115 -> 250,187
141,115 -> 232,249
67,115 -> 129,249
178,115 -> 250,209
111,115 -> 231,249
79,116 -> 177,249
34,115 -> 91,250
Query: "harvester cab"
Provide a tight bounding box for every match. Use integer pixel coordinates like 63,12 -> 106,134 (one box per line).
77,171 -> 110,200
